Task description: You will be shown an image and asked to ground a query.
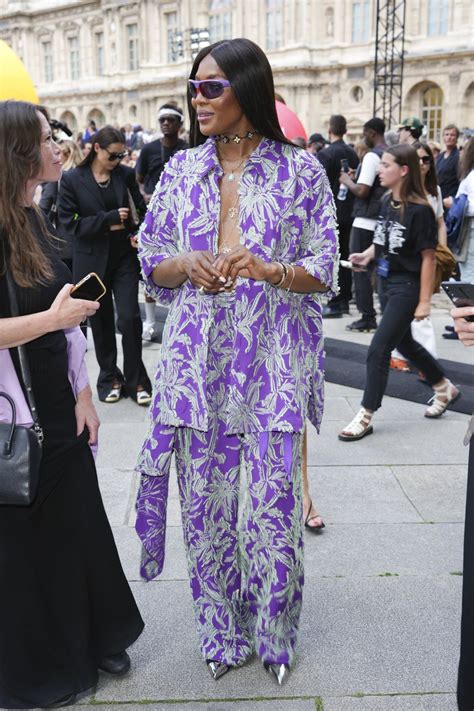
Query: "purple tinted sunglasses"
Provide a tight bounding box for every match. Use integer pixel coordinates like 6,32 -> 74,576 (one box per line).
188,78 -> 231,100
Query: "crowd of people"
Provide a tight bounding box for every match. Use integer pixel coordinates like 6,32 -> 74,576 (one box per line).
0,34 -> 473,710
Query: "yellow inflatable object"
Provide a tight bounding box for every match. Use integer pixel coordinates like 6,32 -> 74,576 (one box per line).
0,40 -> 39,103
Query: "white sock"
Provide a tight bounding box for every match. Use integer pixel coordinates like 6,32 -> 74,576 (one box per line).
144,301 -> 155,324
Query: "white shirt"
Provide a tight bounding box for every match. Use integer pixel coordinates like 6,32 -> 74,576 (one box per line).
427,186 -> 444,219
352,151 -> 381,231
456,170 -> 474,216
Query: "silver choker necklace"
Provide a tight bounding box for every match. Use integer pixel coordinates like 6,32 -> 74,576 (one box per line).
96,177 -> 111,189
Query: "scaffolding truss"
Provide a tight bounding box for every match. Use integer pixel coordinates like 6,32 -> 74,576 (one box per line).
373,0 -> 407,129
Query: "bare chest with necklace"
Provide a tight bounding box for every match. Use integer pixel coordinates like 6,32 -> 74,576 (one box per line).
217,149 -> 252,255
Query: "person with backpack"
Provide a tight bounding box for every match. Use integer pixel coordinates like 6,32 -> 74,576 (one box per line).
338,117 -> 387,332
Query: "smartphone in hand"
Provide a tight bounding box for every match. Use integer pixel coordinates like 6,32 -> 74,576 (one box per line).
441,281 -> 474,322
70,272 -> 107,301
340,259 -> 367,272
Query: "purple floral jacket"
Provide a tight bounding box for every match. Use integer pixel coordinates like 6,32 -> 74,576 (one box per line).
135,137 -> 338,579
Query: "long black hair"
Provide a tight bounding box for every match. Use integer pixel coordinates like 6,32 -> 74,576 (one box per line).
80,125 -> 125,167
187,38 -> 292,148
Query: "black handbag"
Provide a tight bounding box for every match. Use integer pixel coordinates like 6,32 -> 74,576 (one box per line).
0,244 -> 43,505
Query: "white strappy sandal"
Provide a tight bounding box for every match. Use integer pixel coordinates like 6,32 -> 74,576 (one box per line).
424,379 -> 460,418
338,408 -> 374,441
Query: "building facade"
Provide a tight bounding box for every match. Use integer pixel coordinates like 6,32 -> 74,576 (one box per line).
0,0 -> 473,141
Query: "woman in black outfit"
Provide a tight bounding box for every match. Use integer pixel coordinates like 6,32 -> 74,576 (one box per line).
58,126 -> 152,404
338,144 -> 460,441
0,101 -> 144,708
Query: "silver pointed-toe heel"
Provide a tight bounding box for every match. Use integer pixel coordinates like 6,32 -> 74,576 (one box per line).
206,660 -> 230,680
263,662 -> 290,685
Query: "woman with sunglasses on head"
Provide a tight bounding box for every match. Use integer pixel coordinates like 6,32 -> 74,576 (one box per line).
0,101 -> 144,709
339,144 -> 460,441
135,38 -> 338,685
58,126 -> 152,405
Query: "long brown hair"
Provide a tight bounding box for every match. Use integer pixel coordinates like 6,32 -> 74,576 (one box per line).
385,144 -> 430,211
0,100 -> 55,287
459,137 -> 474,180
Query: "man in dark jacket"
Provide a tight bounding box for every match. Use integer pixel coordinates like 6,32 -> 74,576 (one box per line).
317,115 -> 359,317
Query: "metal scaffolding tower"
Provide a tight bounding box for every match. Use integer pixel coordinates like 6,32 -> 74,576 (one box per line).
373,0 -> 407,129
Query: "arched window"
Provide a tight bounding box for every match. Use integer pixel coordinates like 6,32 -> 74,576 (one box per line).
421,86 -> 443,141
87,108 -> 106,128
130,104 -> 137,118
59,110 -> 77,131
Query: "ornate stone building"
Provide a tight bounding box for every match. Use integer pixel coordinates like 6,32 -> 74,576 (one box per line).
0,0 -> 473,141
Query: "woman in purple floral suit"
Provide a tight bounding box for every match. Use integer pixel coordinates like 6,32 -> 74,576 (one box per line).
135,38 -> 338,685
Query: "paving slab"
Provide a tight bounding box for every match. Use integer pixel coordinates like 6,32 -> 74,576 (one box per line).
97,467 -> 136,526
90,576 -> 460,703
305,465 -> 422,524
308,419 -> 470,466
322,693 -> 456,710
96,423 -> 147,470
393,465 -> 468,523
304,522 -> 463,578
72,701 -> 317,710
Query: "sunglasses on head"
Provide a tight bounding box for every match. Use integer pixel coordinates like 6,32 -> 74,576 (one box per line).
188,78 -> 231,100
419,155 -> 431,164
104,147 -> 128,161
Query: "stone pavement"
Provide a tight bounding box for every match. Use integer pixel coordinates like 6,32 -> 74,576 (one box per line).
70,292 -> 472,711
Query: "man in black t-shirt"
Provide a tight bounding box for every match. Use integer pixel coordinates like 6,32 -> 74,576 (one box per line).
317,115 -> 359,317
136,104 -> 188,340
136,104 -> 189,202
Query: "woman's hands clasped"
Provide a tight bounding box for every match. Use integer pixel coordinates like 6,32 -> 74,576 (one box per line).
49,284 -> 100,329
180,247 -> 272,293
213,246 -> 272,284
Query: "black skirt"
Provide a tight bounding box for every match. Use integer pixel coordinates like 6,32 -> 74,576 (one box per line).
458,438 -> 474,711
0,347 -> 144,709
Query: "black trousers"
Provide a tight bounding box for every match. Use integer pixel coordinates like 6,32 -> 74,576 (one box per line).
89,248 -> 151,401
328,219 -> 353,308
349,225 -> 377,320
362,273 -> 445,412
458,435 -> 474,711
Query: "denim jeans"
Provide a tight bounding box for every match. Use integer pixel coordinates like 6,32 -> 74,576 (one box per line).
349,226 -> 377,320
362,273 -> 445,412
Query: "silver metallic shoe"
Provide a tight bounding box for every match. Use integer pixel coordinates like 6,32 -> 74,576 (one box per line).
263,662 -> 290,685
206,660 -> 230,680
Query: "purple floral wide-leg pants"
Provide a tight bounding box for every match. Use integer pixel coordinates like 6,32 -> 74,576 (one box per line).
174,296 -> 304,666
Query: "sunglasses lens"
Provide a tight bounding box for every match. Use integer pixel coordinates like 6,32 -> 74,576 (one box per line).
188,81 -> 197,98
202,81 -> 224,99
